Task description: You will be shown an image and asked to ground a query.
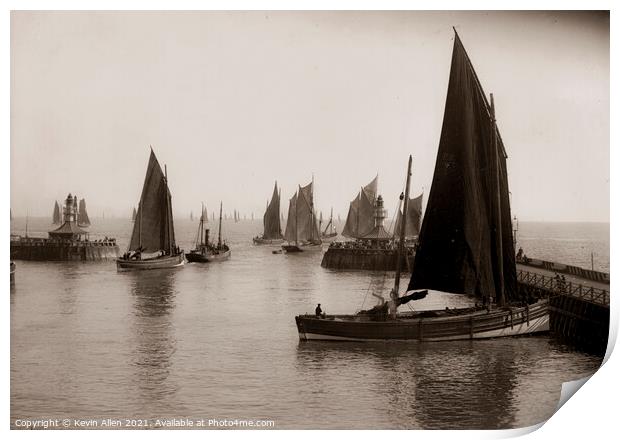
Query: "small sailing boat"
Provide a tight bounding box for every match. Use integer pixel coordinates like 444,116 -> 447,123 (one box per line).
253,182 -> 284,245
187,201 -> 231,262
320,207 -> 338,241
282,179 -> 322,253
295,30 -> 548,341
116,149 -> 184,270
131,206 -> 137,222
52,201 -> 61,225
77,198 -> 91,227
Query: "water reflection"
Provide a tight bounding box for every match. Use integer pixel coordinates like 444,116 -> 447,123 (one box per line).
127,269 -> 179,412
295,340 -> 520,429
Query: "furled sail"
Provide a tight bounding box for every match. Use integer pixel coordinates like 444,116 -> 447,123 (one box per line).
408,31 -> 517,303
263,182 -> 283,239
52,201 -> 61,224
341,175 -> 378,238
284,193 -> 298,243
128,150 -> 176,253
394,193 -> 423,239
78,199 -> 91,226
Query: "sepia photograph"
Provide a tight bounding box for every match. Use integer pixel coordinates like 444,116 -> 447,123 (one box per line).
6,6 -> 613,434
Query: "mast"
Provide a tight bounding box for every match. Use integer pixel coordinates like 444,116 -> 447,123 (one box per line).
393,155 -> 413,297
311,174 -> 315,241
490,94 -> 505,306
199,203 -> 204,246
218,201 -> 223,248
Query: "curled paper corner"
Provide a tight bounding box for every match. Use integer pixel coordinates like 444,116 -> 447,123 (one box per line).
556,375 -> 592,411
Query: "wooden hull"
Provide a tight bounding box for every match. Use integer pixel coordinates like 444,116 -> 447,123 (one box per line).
186,248 -> 231,262
253,237 -> 285,245
205,249 -> 231,262
296,300 -> 549,341
116,253 -> 185,271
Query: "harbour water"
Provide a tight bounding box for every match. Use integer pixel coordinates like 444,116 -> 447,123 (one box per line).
10,219 -> 607,429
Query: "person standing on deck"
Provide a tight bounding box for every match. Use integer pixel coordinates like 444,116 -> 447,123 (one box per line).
315,304 -> 323,317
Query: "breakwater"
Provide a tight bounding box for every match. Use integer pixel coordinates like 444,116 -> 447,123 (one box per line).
10,237 -> 119,261
320,247 -> 415,271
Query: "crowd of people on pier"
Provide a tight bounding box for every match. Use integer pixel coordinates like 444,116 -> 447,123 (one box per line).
328,239 -> 417,253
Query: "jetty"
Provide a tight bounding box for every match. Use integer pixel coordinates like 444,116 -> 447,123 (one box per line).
515,259 -> 609,355
10,193 -> 119,261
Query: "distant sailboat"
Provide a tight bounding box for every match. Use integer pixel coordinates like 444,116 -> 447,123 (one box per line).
393,193 -> 423,241
52,201 -> 61,225
282,179 -> 322,252
116,149 -> 184,270
342,175 -> 378,239
254,182 -> 284,245
296,30 -> 548,341
190,211 -> 194,221
78,198 -> 91,227
131,207 -> 137,222
321,207 -> 338,241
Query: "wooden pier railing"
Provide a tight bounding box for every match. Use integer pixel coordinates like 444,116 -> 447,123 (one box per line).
517,270 -> 609,307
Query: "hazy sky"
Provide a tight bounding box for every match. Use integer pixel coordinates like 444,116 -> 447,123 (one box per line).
10,11 -> 609,222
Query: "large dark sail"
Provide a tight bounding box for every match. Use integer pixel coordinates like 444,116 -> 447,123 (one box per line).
78,198 -> 91,226
52,201 -> 61,224
263,182 -> 283,239
408,31 -> 516,303
128,150 -> 176,253
394,193 -> 422,239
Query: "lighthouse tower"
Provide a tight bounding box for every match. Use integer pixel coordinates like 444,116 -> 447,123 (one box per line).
48,193 -> 88,241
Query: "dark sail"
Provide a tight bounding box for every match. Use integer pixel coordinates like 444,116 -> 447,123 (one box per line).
52,201 -> 61,224
263,182 -> 283,239
342,175 -> 378,238
298,182 -> 320,241
78,199 -> 91,226
408,32 -> 517,302
128,150 -> 176,253
341,195 -> 359,238
394,193 -> 423,239
284,193 -> 298,243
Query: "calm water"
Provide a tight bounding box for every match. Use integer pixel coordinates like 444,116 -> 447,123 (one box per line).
10,219 -> 607,429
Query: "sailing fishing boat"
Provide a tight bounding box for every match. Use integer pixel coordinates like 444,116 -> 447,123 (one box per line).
52,201 -> 61,225
254,181 -> 284,245
116,149 -> 184,270
131,207 -> 137,222
282,179 -> 322,252
77,198 -> 91,227
320,207 -> 338,241
295,31 -> 548,341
